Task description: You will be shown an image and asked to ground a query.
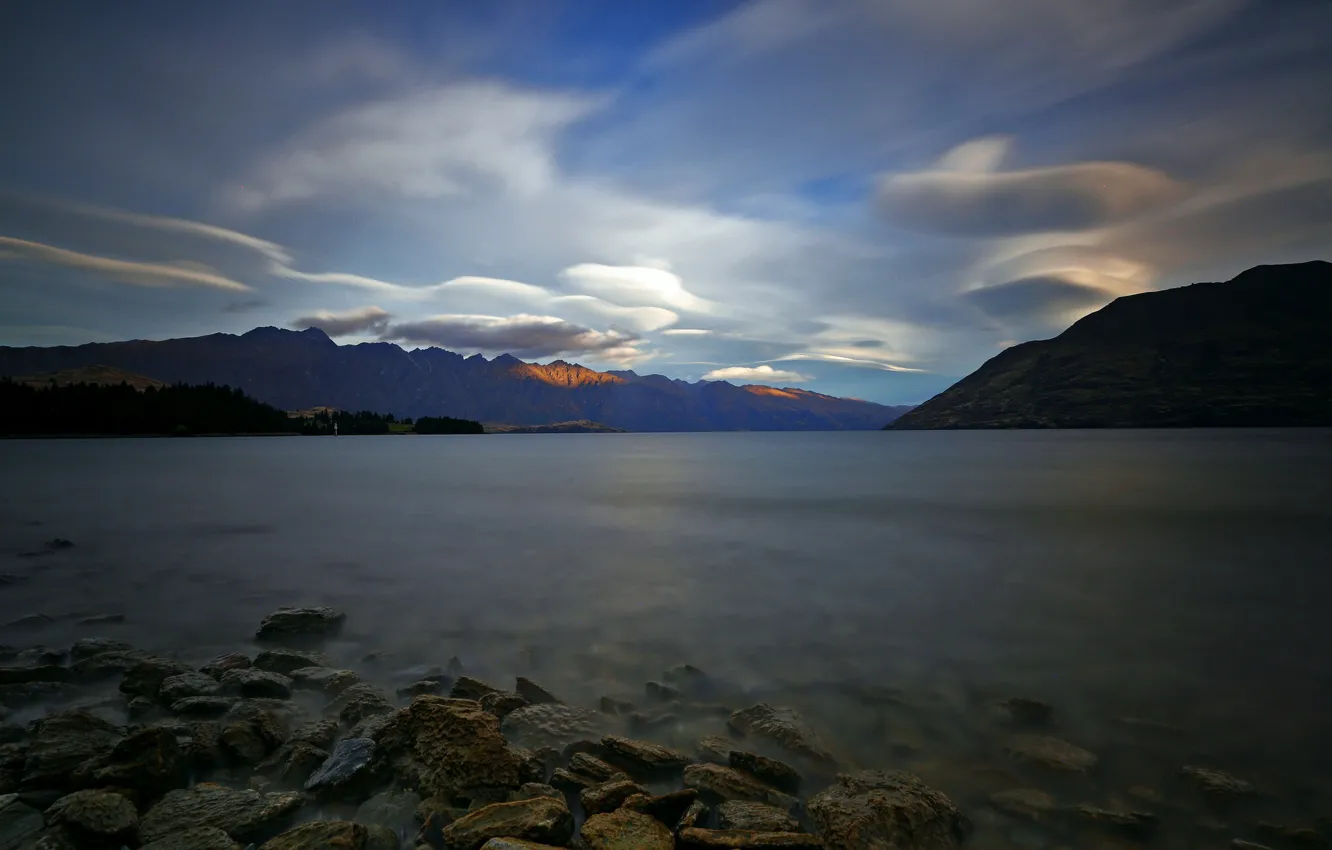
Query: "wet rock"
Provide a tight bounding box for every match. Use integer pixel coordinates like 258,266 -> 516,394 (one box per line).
398,679 -> 446,699
0,666 -> 69,686
304,737 -> 378,797
451,677 -> 500,701
200,653 -> 252,679
440,797 -> 574,850
330,684 -> 394,727
221,702 -> 292,764
683,764 -> 798,812
254,741 -> 327,786
807,770 -> 972,850
568,753 -> 623,783
253,650 -> 330,677
68,639 -> 134,665
121,657 -> 194,700
480,692 -> 529,720
71,726 -> 186,801
45,789 -> 137,847
580,779 -> 648,816
550,768 -> 596,793
170,720 -> 226,772
138,784 -> 304,845
160,672 -> 223,702
645,681 -> 681,703
171,696 -> 237,716
512,747 -> 546,785
598,697 -> 634,716
730,751 -> 801,795
717,800 -> 801,832
729,704 -> 836,768
1003,735 -> 1098,772
68,649 -> 154,681
259,820 -> 397,850
139,826 -> 241,850
514,678 -> 560,706
254,607 -> 345,642
678,828 -> 824,849
221,669 -> 293,700
289,667 -> 359,697
375,696 -> 523,796
696,736 -> 735,765
348,713 -> 393,742
355,788 -> 421,829
501,704 -> 611,750
0,682 -> 76,708
600,736 -> 691,777
0,793 -> 44,849
622,789 -> 699,828
679,799 -> 709,831
664,664 -> 711,695
289,718 -> 340,750
477,841 -> 565,850
21,711 -> 122,791
990,789 -> 1056,821
1182,766 -> 1255,797
579,809 -> 672,850
1066,805 -> 1158,839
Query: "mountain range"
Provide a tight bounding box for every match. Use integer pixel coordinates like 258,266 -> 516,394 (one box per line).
0,328 -> 908,431
893,261 -> 1332,429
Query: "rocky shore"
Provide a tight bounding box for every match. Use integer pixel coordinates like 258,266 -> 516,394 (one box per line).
0,606 -> 1326,850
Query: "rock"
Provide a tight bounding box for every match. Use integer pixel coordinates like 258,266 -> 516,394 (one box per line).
348,713 -> 393,742
729,704 -> 836,767
645,681 -> 681,702
622,789 -> 700,828
375,696 -> 523,796
289,718 -> 341,749
139,826 -> 241,850
580,779 -> 648,816
480,692 -> 530,719
440,797 -> 574,850
45,539 -> 74,550
1003,735 -> 1098,772
121,657 -> 194,699
679,799 -> 709,831
138,784 -> 304,845
1181,766 -> 1255,797
0,793 -> 44,850
0,666 -> 69,686
477,841 -> 566,850
1001,698 -> 1054,727
355,788 -> 421,829
550,769 -> 596,793
68,639 -> 134,664
160,672 -> 223,702
683,764 -> 798,812
253,650 -> 330,677
730,751 -> 801,795
254,742 -> 328,786
807,771 -> 972,850
171,696 -> 238,716
304,737 -> 378,797
678,827 -> 824,848
452,677 -> 500,701
398,679 -> 446,699
627,711 -> 678,736
514,678 -> 560,705
664,664 -> 711,695
289,667 -> 359,697
568,753 -> 623,783
200,653 -> 252,679
221,669 -> 293,700
71,726 -> 186,801
990,788 -> 1056,821
221,702 -> 292,763
68,649 -> 155,681
600,736 -> 691,777
696,736 -> 734,765
717,800 -> 801,832
254,607 -> 345,642
501,704 -> 611,750
512,783 -> 561,802
512,747 -> 546,785
259,820 -> 397,850
580,809 -> 674,850
330,684 -> 394,727
1066,804 -> 1158,839
45,789 -> 137,846
21,711 -> 122,791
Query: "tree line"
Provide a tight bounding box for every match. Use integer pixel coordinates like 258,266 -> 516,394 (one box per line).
0,379 -> 483,436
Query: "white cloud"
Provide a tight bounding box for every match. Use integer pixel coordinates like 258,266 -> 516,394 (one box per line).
558,262 -> 711,312
548,295 -> 678,332
292,305 -> 391,336
662,328 -> 712,336
703,364 -> 811,384
0,236 -> 250,291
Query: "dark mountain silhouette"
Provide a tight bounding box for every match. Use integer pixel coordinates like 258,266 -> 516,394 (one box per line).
893,261 -> 1332,429
0,328 -> 907,431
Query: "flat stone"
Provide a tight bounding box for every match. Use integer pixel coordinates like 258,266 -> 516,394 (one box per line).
728,704 -> 836,767
258,820 -> 397,850
221,669 -> 293,699
580,778 -> 648,816
807,770 -> 971,850
683,764 -> 798,812
600,735 -> 691,777
696,736 -> 735,764
678,827 -> 824,848
255,607 -> 345,642
480,691 -> 530,719
1181,766 -> 1255,796
717,800 -> 801,832
139,826 -> 241,850
678,799 -> 709,831
304,737 -> 377,796
160,672 -> 223,702
289,718 -> 341,749
569,753 -> 624,783
581,809 -> 674,850
730,751 -> 801,794
77,614 -> 125,626
990,788 -> 1056,820
1003,735 -> 1098,772
550,768 -> 597,792
398,679 -> 447,699
440,797 -> 573,850
21,710 -> 122,791
512,783 -> 561,802
501,704 -> 611,750
45,789 -> 137,846
138,784 -> 304,844
514,677 -> 560,705
1066,804 -> 1158,839
330,683 -> 394,726
68,649 -> 156,680
478,840 -> 566,850
200,653 -> 252,679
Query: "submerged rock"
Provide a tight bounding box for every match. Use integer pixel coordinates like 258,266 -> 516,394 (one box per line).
512,783 -> 562,802
580,778 -> 648,816
170,696 -> 237,716
138,784 -> 304,845
255,607 -> 345,642
304,737 -> 378,797
1181,766 -> 1256,797
258,820 -> 397,850
683,764 -> 798,812
696,736 -> 735,765
807,770 -> 971,850
501,704 -> 610,750
1003,735 -> 1098,772
0,666 -> 69,687
45,789 -> 138,847
220,701 -> 293,764
729,704 -> 836,767
580,809 -> 674,850
254,742 -> 327,787
253,649 -> 330,677
990,788 -> 1056,821
1066,804 -> 1158,839
717,800 -> 801,832
354,788 -> 421,829
440,797 -> 574,850
21,710 -> 122,791
645,681 -> 681,702
600,736 -> 691,777
678,828 -> 824,849
289,666 -> 359,697
730,751 -> 801,795
1000,698 -> 1054,727
398,679 -> 446,699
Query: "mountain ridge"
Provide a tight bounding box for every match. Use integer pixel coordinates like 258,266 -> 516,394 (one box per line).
0,327 -> 908,431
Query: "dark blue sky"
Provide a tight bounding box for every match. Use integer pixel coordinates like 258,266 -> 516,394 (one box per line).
1,0 -> 1329,403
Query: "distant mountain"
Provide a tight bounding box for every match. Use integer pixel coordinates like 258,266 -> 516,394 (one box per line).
15,365 -> 166,391
893,261 -> 1332,429
0,328 -> 907,431
484,420 -> 627,434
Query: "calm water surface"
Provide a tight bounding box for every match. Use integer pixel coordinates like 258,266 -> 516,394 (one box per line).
2,430 -> 1331,844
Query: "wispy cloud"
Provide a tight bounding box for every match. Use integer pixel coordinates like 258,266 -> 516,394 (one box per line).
0,236 -> 250,291
292,305 -> 392,336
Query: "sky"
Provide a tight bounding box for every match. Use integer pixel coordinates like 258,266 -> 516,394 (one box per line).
0,0 -> 1329,404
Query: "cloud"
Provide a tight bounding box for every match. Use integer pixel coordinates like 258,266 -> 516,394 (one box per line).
382,313 -> 644,360
0,236 -> 250,291
703,364 -> 811,384
877,141 -> 1182,236
962,276 -> 1118,325
558,263 -> 711,312
776,353 -> 928,373
662,328 -> 712,336
292,305 -> 392,337
547,295 -> 678,332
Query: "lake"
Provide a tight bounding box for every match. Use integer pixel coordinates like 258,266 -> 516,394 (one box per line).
2,429 -> 1331,845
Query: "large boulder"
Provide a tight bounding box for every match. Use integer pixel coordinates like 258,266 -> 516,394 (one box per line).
439,797 -> 574,850
258,820 -> 397,850
139,827 -> 240,850
70,726 -> 186,802
138,784 -> 304,845
677,827 -> 824,848
600,736 -> 691,777
729,704 -> 836,768
717,800 -> 801,832
21,711 -> 122,791
501,704 -> 611,750
683,764 -> 798,812
303,738 -> 379,798
45,789 -> 138,847
806,770 -> 971,850
580,809 -> 674,850
375,696 -> 523,797
255,607 -> 345,642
